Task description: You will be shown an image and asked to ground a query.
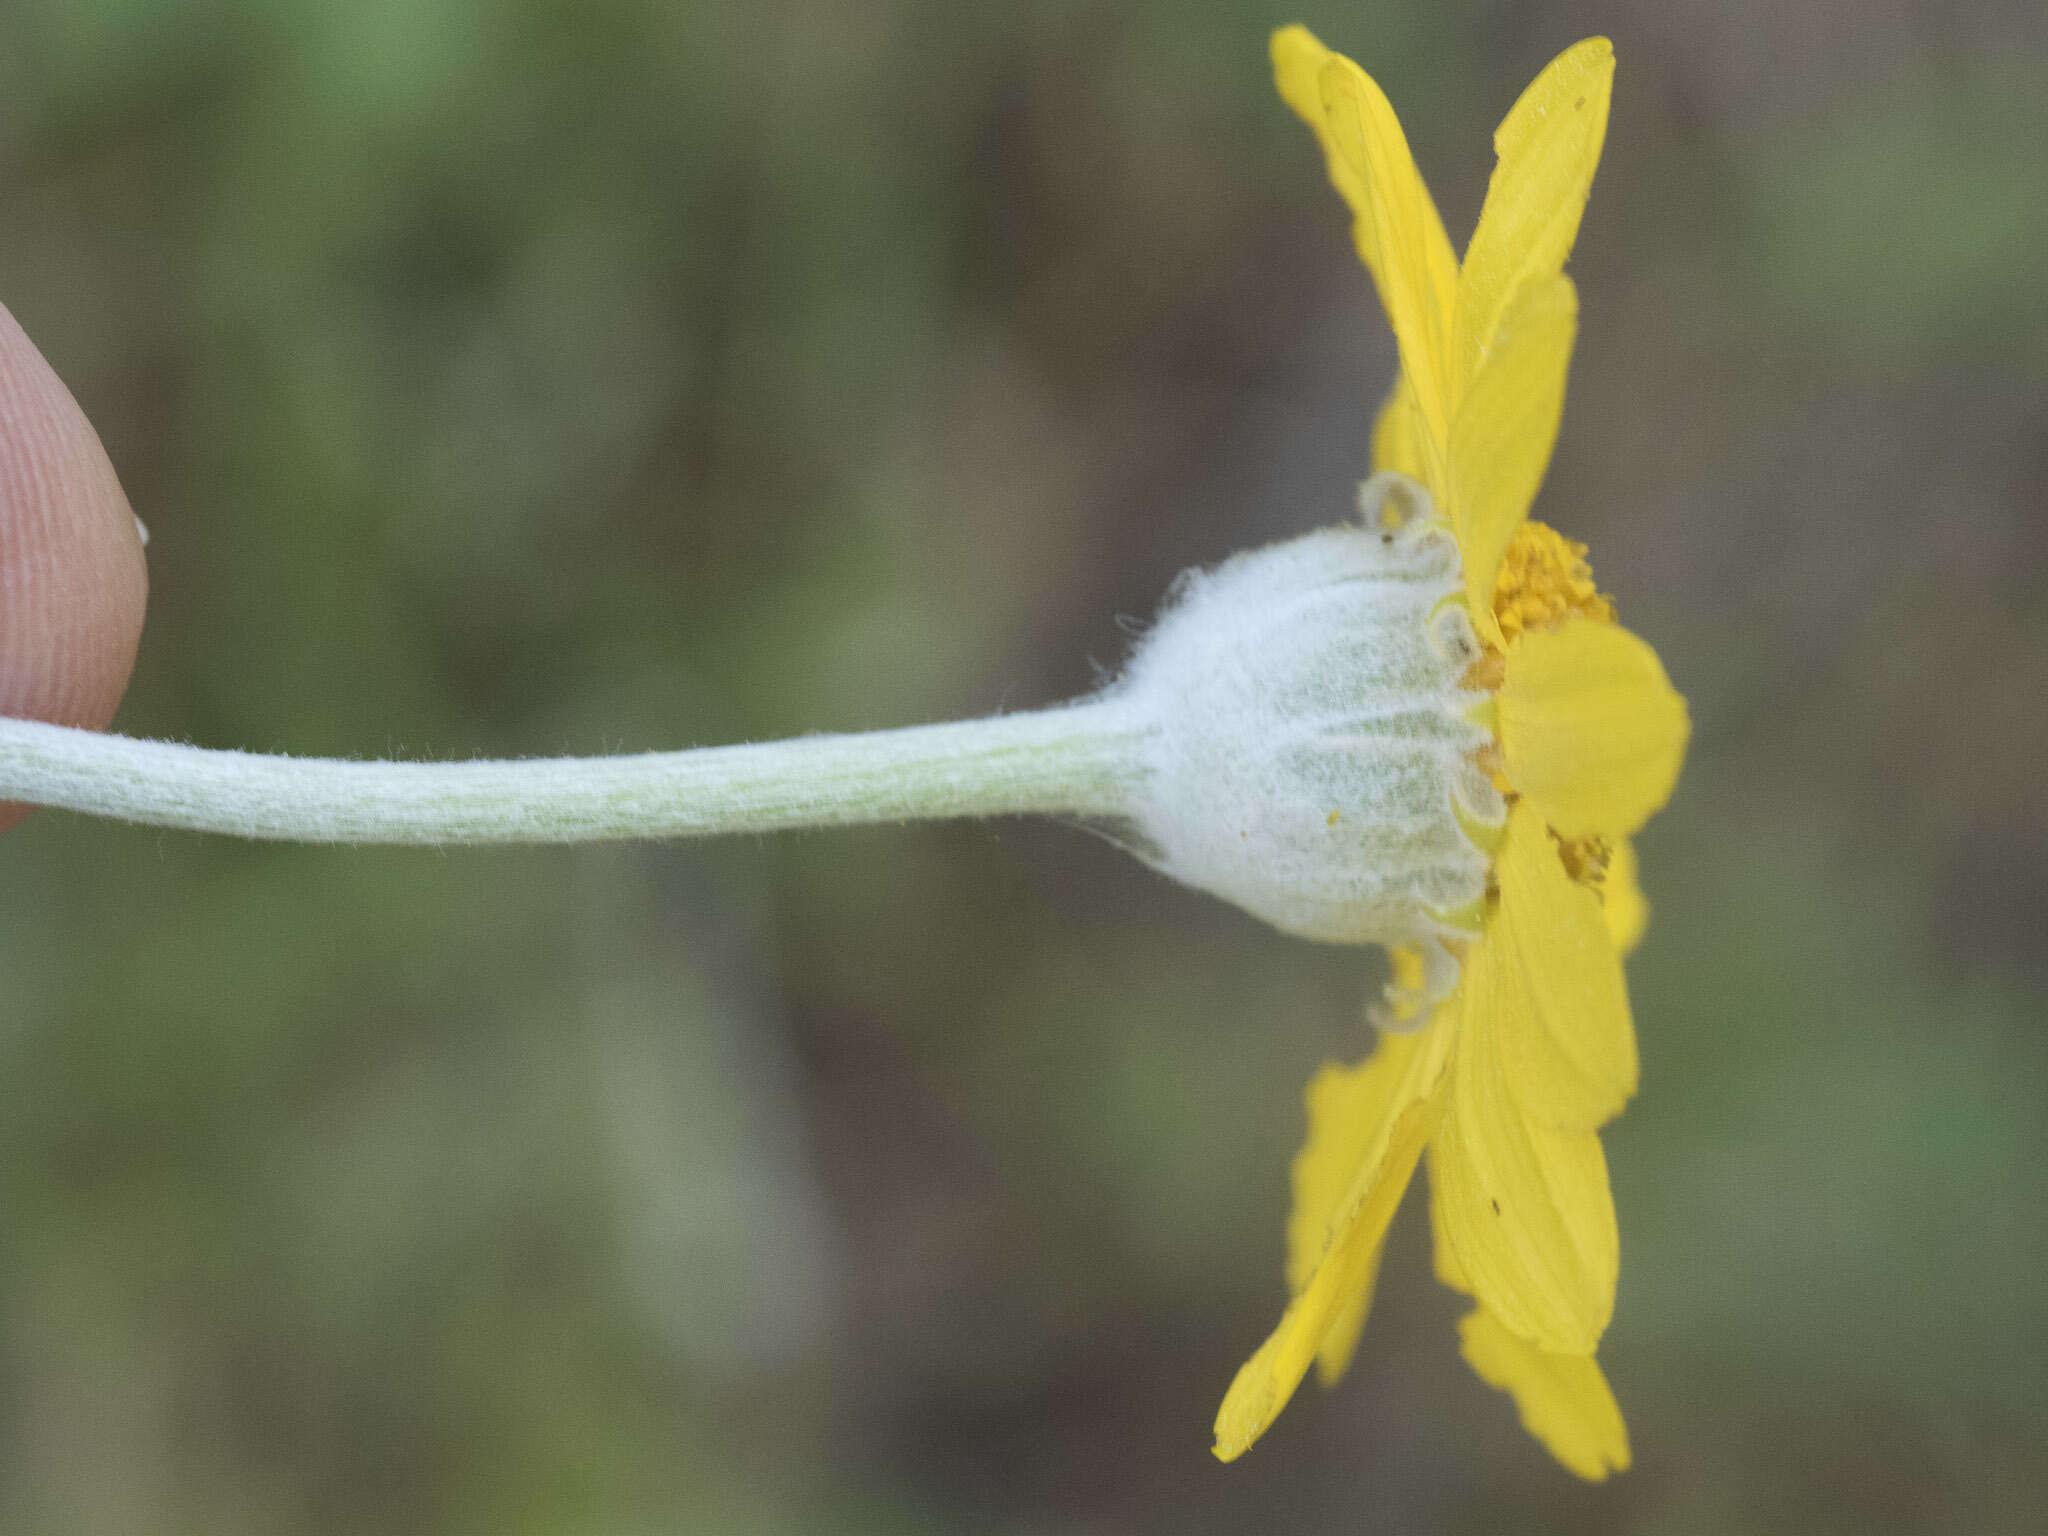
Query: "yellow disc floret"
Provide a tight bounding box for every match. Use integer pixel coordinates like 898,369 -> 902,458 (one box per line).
1491,521 -> 1614,646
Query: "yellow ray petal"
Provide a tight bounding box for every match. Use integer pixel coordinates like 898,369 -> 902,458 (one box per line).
1311,49 -> 1460,456
1453,38 -> 1614,397
1601,837 -> 1648,955
1433,935 -> 1618,1353
1447,272 -> 1578,641
1427,1145 -> 1472,1294
1285,1045 -> 1409,1386
1311,1244 -> 1383,1389
1271,25 -> 1333,133
1286,1037 -> 1434,1301
1491,803 -> 1636,1130
1273,27 -> 1457,450
1498,617 -> 1690,839
1458,1309 -> 1631,1481
1290,1018 -> 1456,1382
1214,1008 -> 1454,1460
1273,26 -> 1363,202
1369,373 -> 1431,488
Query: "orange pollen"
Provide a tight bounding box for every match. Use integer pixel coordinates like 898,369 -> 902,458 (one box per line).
1463,651 -> 1507,692
1552,830 -> 1612,893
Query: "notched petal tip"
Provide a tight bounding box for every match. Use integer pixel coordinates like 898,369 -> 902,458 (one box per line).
1270,25 -> 1331,127
1213,1334 -> 1283,1461
1490,38 -> 1615,181
1454,36 -> 1613,408
1458,1308 -> 1631,1481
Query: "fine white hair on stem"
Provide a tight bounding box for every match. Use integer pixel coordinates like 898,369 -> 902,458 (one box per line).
0,474 -> 1499,955
0,706 -> 1154,844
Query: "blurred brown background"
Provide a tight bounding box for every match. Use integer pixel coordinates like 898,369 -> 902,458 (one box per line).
2,0 -> 2045,1531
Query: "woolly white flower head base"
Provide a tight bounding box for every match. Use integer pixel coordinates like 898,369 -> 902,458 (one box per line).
1115,472 -> 1498,948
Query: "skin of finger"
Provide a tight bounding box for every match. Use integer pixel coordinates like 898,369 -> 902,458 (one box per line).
0,300 -> 150,832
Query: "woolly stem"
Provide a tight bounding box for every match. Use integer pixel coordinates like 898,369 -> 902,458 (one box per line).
0,703 -> 1153,845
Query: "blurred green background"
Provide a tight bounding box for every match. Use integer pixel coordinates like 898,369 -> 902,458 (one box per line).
3,0 -> 2045,1531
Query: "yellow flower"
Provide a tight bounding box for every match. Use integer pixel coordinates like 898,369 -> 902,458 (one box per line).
1211,29 -> 1688,1479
